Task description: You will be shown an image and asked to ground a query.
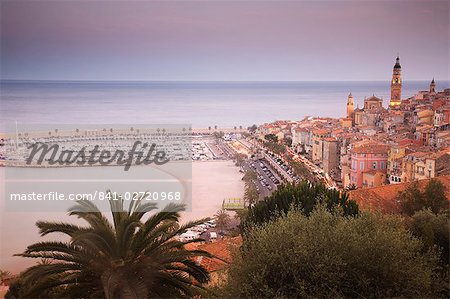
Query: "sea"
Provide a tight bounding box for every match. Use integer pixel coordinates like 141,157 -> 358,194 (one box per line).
1,80 -> 449,273
1,80 -> 449,129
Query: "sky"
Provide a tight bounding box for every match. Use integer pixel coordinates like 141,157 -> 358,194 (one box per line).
1,0 -> 449,81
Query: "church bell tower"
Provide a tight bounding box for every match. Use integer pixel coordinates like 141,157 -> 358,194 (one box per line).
390,56 -> 402,107
430,78 -> 436,93
346,93 -> 354,119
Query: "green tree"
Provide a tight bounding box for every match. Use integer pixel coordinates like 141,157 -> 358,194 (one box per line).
264,134 -> 278,143
242,181 -> 358,231
233,153 -> 246,168
399,182 -> 424,215
263,141 -> 286,156
214,210 -> 231,234
400,179 -> 449,216
242,170 -> 259,205
284,137 -> 292,147
11,193 -> 213,298
234,209 -> 248,222
223,207 -> 440,298
244,183 -> 259,205
423,179 -> 449,214
409,209 -> 450,264
408,209 -> 450,297
242,170 -> 257,183
285,155 -> 317,183
248,124 -> 258,133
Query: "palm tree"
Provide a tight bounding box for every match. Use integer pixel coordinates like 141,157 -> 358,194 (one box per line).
244,184 -> 259,205
242,170 -> 257,183
214,210 -> 230,234
14,193 -> 214,298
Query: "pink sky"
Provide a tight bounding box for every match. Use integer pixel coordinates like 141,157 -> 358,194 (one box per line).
1,1 -> 449,81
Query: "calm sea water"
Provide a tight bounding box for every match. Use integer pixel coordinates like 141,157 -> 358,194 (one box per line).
1,80 -> 448,128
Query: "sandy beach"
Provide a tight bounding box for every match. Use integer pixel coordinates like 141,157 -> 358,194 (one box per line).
0,160 -> 244,274
183,160 -> 245,222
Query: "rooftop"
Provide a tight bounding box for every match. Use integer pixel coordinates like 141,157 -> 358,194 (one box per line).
348,175 -> 450,213
186,236 -> 242,273
312,128 -> 329,136
351,143 -> 390,154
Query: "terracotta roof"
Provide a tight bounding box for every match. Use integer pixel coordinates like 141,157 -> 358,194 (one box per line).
186,236 -> 242,272
397,139 -> 422,146
348,175 -> 450,213
351,143 -> 390,154
312,128 -> 329,136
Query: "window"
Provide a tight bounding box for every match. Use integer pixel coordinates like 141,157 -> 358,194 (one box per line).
360,162 -> 364,170
372,162 -> 377,169
380,161 -> 385,169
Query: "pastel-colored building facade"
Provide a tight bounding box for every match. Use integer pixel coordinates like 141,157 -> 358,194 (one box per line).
350,143 -> 390,188
312,128 -> 330,163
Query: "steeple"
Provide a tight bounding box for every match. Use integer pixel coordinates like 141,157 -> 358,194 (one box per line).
346,93 -> 354,119
347,93 -> 353,103
393,55 -> 401,69
430,78 -> 436,93
390,55 -> 402,107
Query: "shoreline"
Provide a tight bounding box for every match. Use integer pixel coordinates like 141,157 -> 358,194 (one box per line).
0,160 -> 245,274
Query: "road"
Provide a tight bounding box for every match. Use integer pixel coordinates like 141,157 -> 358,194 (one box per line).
242,138 -> 295,182
253,159 -> 281,197
263,151 -> 295,183
286,148 -> 337,189
244,137 -> 337,189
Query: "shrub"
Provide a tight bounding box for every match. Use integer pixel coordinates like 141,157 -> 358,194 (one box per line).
224,207 -> 439,298
242,181 -> 358,232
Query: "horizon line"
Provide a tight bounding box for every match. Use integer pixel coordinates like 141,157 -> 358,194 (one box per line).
1,79 -> 447,83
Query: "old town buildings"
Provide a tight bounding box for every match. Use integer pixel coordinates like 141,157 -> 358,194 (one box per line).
257,56 -> 449,190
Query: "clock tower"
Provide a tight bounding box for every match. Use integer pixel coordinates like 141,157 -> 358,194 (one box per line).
390,56 -> 402,107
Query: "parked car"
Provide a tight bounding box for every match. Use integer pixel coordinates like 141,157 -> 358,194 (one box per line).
179,231 -> 199,241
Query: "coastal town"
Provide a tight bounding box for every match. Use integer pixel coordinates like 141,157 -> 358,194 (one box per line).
1,57 -> 449,209
1,58 -> 449,299
2,0 -> 450,297
250,56 -> 449,193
